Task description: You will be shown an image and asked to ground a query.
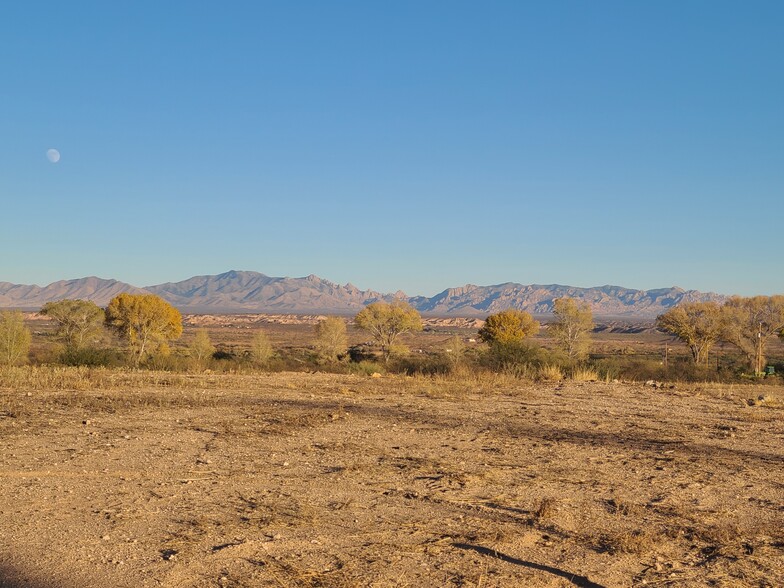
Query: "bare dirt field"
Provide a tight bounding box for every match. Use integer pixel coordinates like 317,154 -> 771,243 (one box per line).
0,371 -> 782,587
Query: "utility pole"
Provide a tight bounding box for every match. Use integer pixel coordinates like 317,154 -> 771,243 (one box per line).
757,322 -> 763,376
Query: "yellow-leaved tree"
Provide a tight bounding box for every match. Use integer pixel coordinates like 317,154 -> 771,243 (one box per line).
478,309 -> 539,346
478,309 -> 541,369
656,301 -> 722,365
314,316 -> 348,363
721,295 -> 784,374
550,298 -> 594,361
105,293 -> 183,365
354,301 -> 422,363
189,329 -> 216,368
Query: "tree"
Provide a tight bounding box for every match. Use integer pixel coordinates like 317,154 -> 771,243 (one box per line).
0,311 -> 31,366
549,298 -> 593,361
656,301 -> 723,365
249,329 -> 274,367
478,309 -> 540,346
354,301 -> 422,362
314,316 -> 348,363
40,299 -> 106,350
189,329 -> 216,366
443,335 -> 466,368
105,294 -> 183,365
721,295 -> 784,373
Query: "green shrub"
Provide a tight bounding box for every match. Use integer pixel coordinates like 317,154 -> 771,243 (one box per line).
59,346 -> 124,368
348,360 -> 385,376
389,352 -> 453,376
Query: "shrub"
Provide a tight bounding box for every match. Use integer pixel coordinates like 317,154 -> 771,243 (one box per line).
249,330 -> 274,367
0,311 -> 32,366
389,352 -> 452,376
485,341 -> 546,370
348,360 -> 385,376
59,346 -> 124,367
538,364 -> 564,382
571,367 -> 599,382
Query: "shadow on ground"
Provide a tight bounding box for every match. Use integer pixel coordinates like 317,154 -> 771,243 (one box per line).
453,543 -> 607,588
264,396 -> 782,466
0,563 -> 74,588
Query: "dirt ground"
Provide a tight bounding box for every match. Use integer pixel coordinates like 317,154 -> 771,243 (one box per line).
0,371 -> 782,587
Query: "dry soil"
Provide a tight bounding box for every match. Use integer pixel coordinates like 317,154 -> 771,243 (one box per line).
0,372 -> 782,587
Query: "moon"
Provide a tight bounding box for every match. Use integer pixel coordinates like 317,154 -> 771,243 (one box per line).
46,148 -> 61,163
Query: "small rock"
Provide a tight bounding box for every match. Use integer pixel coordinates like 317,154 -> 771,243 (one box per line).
161,549 -> 178,561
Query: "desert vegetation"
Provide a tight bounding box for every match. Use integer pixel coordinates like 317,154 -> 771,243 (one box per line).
0,310 -> 31,366
657,295 -> 784,376
105,294 -> 183,365
0,296 -> 782,587
2,295 -> 783,385
354,300 -> 423,363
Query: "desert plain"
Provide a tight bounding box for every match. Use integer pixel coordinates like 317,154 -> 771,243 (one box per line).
0,318 -> 782,588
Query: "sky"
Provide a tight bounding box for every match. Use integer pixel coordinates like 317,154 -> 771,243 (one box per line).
1,1 -> 782,297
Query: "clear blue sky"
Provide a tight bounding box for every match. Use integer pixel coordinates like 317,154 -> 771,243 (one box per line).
2,1 -> 782,297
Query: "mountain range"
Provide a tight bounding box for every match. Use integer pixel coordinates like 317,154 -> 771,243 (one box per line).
0,270 -> 725,317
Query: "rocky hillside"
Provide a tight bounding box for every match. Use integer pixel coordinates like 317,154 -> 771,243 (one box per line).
0,277 -> 146,308
410,283 -> 725,317
0,271 -> 724,317
145,270 -> 396,313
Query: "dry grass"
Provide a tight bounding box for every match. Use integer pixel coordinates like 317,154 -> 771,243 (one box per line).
570,367 -> 600,382
0,365 -> 201,391
538,364 -> 564,382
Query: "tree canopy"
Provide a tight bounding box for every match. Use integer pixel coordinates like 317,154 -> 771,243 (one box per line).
656,301 -> 723,365
189,329 -> 216,366
249,329 -> 274,366
721,295 -> 784,373
105,293 -> 183,365
478,309 -> 539,346
314,316 -> 348,363
40,299 -> 105,350
354,301 -> 422,362
550,298 -> 593,361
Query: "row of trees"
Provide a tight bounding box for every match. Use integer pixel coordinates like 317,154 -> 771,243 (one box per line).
5,292 -> 780,376
0,294 -> 185,367
656,296 -> 784,373
476,299 -> 594,360
1,295 -> 594,369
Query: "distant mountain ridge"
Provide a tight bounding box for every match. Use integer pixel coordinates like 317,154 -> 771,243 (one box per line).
145,270 -> 397,313
0,270 -> 725,317
408,283 -> 722,317
0,277 -> 149,308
